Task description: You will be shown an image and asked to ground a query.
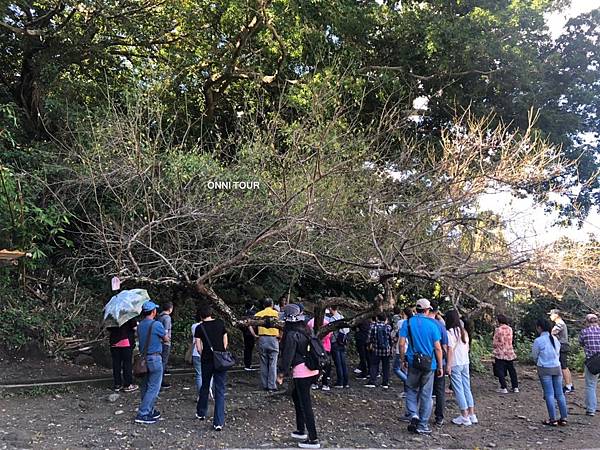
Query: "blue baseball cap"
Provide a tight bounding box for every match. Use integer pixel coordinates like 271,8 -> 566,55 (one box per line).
142,300 -> 159,312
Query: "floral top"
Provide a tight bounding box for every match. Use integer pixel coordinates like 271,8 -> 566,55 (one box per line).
493,324 -> 517,361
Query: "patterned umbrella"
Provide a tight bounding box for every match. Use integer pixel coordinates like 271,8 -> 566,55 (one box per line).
103,289 -> 150,327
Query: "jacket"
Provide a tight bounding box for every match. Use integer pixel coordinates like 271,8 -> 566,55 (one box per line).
278,322 -> 311,377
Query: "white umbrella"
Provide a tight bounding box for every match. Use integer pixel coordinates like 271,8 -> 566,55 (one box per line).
103,289 -> 150,327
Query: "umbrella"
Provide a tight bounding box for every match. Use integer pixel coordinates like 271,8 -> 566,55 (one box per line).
103,289 -> 150,327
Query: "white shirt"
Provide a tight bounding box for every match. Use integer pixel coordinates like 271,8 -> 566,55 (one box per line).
448,328 -> 470,367
191,322 -> 201,357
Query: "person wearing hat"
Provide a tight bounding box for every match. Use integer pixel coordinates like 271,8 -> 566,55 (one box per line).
398,298 -> 444,435
277,304 -> 321,449
135,300 -> 169,424
579,313 -> 600,416
549,309 -> 573,393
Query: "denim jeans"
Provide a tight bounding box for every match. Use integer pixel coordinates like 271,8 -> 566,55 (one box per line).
393,354 -> 408,383
405,367 -> 435,429
450,364 -> 474,411
192,355 -> 202,394
197,359 -> 227,427
584,366 -> 599,414
369,354 -> 390,386
258,336 -> 279,390
292,376 -> 318,441
331,344 -> 349,386
138,354 -> 162,417
539,373 -> 568,420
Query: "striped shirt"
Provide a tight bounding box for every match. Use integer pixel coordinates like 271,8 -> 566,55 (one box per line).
579,325 -> 600,359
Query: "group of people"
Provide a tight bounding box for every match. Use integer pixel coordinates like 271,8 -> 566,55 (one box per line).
105,297 -> 600,447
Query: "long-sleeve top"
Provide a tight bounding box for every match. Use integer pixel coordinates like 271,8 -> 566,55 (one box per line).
579,325 -> 600,359
532,332 -> 561,368
278,324 -> 311,377
367,322 -> 393,357
493,324 -> 517,361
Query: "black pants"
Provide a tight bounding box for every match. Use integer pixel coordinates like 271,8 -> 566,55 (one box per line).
433,373 -> 446,421
356,338 -> 369,377
495,358 -> 519,389
292,377 -> 318,441
369,354 -> 390,386
110,346 -> 133,387
243,333 -> 255,369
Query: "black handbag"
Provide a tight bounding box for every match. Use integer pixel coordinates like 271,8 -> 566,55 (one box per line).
585,353 -> 600,375
407,318 -> 433,372
199,323 -> 236,371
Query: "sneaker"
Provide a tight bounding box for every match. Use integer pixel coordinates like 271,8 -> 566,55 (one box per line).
334,385 -> 344,389
512,387 -> 520,393
435,418 -> 444,426
469,414 -> 478,424
213,425 -> 223,431
195,413 -> 206,420
416,425 -> 432,434
496,388 -> 508,394
321,385 -> 330,391
161,383 -> 172,390
399,391 -> 407,398
151,409 -> 161,419
353,368 -> 362,374
564,386 -> 575,394
291,431 -> 308,440
298,439 -> 320,449
122,384 -> 139,393
311,384 -> 320,390
356,377 -> 367,381
135,415 -> 158,424
113,385 -> 122,392
344,385 -> 350,389
452,416 -> 472,426
586,411 -> 596,417
407,417 -> 419,432
364,384 -> 376,388
382,385 -> 389,390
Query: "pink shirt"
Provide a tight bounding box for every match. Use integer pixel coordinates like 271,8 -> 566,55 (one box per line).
493,324 -> 517,360
112,338 -> 130,348
293,362 -> 319,379
307,318 -> 332,352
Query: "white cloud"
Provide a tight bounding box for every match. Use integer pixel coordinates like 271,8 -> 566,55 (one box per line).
546,0 -> 600,39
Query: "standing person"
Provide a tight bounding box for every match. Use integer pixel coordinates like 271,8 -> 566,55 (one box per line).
427,301 -> 449,426
549,309 -> 574,393
191,309 -> 203,396
108,318 -> 138,392
354,319 -> 371,380
135,301 -> 169,424
492,314 -> 519,393
242,301 -> 258,371
277,304 -> 321,449
365,314 -> 392,389
445,310 -> 477,426
255,298 -> 280,392
194,304 -> 229,431
393,307 -> 413,392
398,298 -> 444,435
157,302 -> 174,389
307,312 -> 333,391
329,306 -> 350,388
532,318 -> 568,426
579,313 -> 600,416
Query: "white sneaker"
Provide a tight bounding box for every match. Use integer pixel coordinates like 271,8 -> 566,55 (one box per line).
452,415 -> 472,426
311,384 -> 319,390
512,387 -> 519,393
469,414 -> 478,424
321,385 -> 330,391
353,368 -> 362,374
291,431 -> 308,440
496,388 -> 508,394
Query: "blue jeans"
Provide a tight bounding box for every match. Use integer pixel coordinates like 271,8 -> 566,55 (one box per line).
331,344 -> 349,386
197,359 -> 227,427
539,373 -> 568,421
192,355 -> 202,394
450,364 -> 474,411
584,366 -> 599,414
138,354 -> 162,417
393,354 -> 408,383
405,366 -> 434,429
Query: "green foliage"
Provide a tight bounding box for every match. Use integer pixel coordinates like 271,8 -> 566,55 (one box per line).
469,333 -> 492,373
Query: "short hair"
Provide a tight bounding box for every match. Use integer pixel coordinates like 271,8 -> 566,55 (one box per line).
162,302 -> 173,312
195,308 -> 203,322
430,300 -> 439,312
376,313 -> 386,322
393,306 -> 402,315
497,314 -> 509,325
198,304 -> 212,319
403,307 -> 414,319
415,308 -> 425,314
141,309 -> 154,317
263,297 -> 274,308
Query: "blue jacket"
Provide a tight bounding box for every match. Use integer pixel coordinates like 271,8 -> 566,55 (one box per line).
532,332 -> 561,368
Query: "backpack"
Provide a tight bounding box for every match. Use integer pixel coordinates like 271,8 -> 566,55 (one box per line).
335,330 -> 349,346
304,334 -> 330,371
375,324 -> 390,349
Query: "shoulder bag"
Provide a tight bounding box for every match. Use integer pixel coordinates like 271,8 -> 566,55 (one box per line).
585,352 -> 600,375
133,321 -> 155,378
199,323 -> 236,371
407,317 -> 433,372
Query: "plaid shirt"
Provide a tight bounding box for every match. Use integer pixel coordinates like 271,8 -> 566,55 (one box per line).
367,322 -> 393,357
579,325 -> 600,359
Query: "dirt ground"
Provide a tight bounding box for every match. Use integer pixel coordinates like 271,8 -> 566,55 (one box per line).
1,361 -> 599,450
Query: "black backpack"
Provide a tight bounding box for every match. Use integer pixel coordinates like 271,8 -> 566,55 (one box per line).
304,334 -> 330,371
